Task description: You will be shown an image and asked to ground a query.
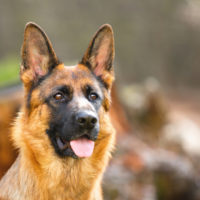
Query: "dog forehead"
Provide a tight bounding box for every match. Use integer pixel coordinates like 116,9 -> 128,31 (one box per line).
52,64 -> 95,83
39,64 -> 101,94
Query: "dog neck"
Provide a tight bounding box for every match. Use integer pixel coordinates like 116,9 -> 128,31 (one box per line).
0,141 -> 105,200
0,109 -> 115,200
17,141 -> 104,199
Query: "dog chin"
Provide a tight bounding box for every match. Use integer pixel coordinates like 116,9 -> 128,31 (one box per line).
60,148 -> 79,159
55,137 -> 78,158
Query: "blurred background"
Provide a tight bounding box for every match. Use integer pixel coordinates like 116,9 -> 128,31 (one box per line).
1,0 -> 200,199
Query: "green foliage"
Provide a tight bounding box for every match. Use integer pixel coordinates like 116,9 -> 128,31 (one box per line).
0,56 -> 20,87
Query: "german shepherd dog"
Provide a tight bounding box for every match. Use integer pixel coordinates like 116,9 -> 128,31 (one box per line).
0,23 -> 115,200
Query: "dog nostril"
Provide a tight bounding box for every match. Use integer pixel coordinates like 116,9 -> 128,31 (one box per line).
77,117 -> 86,125
91,118 -> 97,125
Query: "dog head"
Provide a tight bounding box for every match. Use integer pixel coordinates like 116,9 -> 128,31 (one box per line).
19,22 -> 114,159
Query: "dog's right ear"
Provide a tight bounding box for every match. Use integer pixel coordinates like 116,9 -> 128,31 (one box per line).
20,22 -> 59,90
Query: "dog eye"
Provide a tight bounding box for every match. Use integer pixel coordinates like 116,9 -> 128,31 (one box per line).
53,93 -> 64,101
88,93 -> 98,101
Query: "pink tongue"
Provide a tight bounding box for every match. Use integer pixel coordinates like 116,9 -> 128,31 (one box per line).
70,138 -> 95,158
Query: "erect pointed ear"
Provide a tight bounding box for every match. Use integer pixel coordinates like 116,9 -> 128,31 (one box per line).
20,22 -> 60,90
81,24 -> 115,90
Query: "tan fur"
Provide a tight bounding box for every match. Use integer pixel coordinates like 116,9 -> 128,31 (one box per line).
0,104 -> 115,200
0,23 -> 115,200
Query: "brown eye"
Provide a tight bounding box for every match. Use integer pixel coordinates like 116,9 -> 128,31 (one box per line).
89,93 -> 98,101
54,93 -> 64,101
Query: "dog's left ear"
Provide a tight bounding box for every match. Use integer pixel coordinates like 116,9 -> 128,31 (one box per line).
20,22 -> 59,90
81,24 -> 115,90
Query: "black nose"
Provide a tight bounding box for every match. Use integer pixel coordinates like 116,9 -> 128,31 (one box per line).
76,112 -> 97,129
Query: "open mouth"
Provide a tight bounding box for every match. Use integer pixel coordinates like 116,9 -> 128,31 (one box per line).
56,135 -> 95,158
